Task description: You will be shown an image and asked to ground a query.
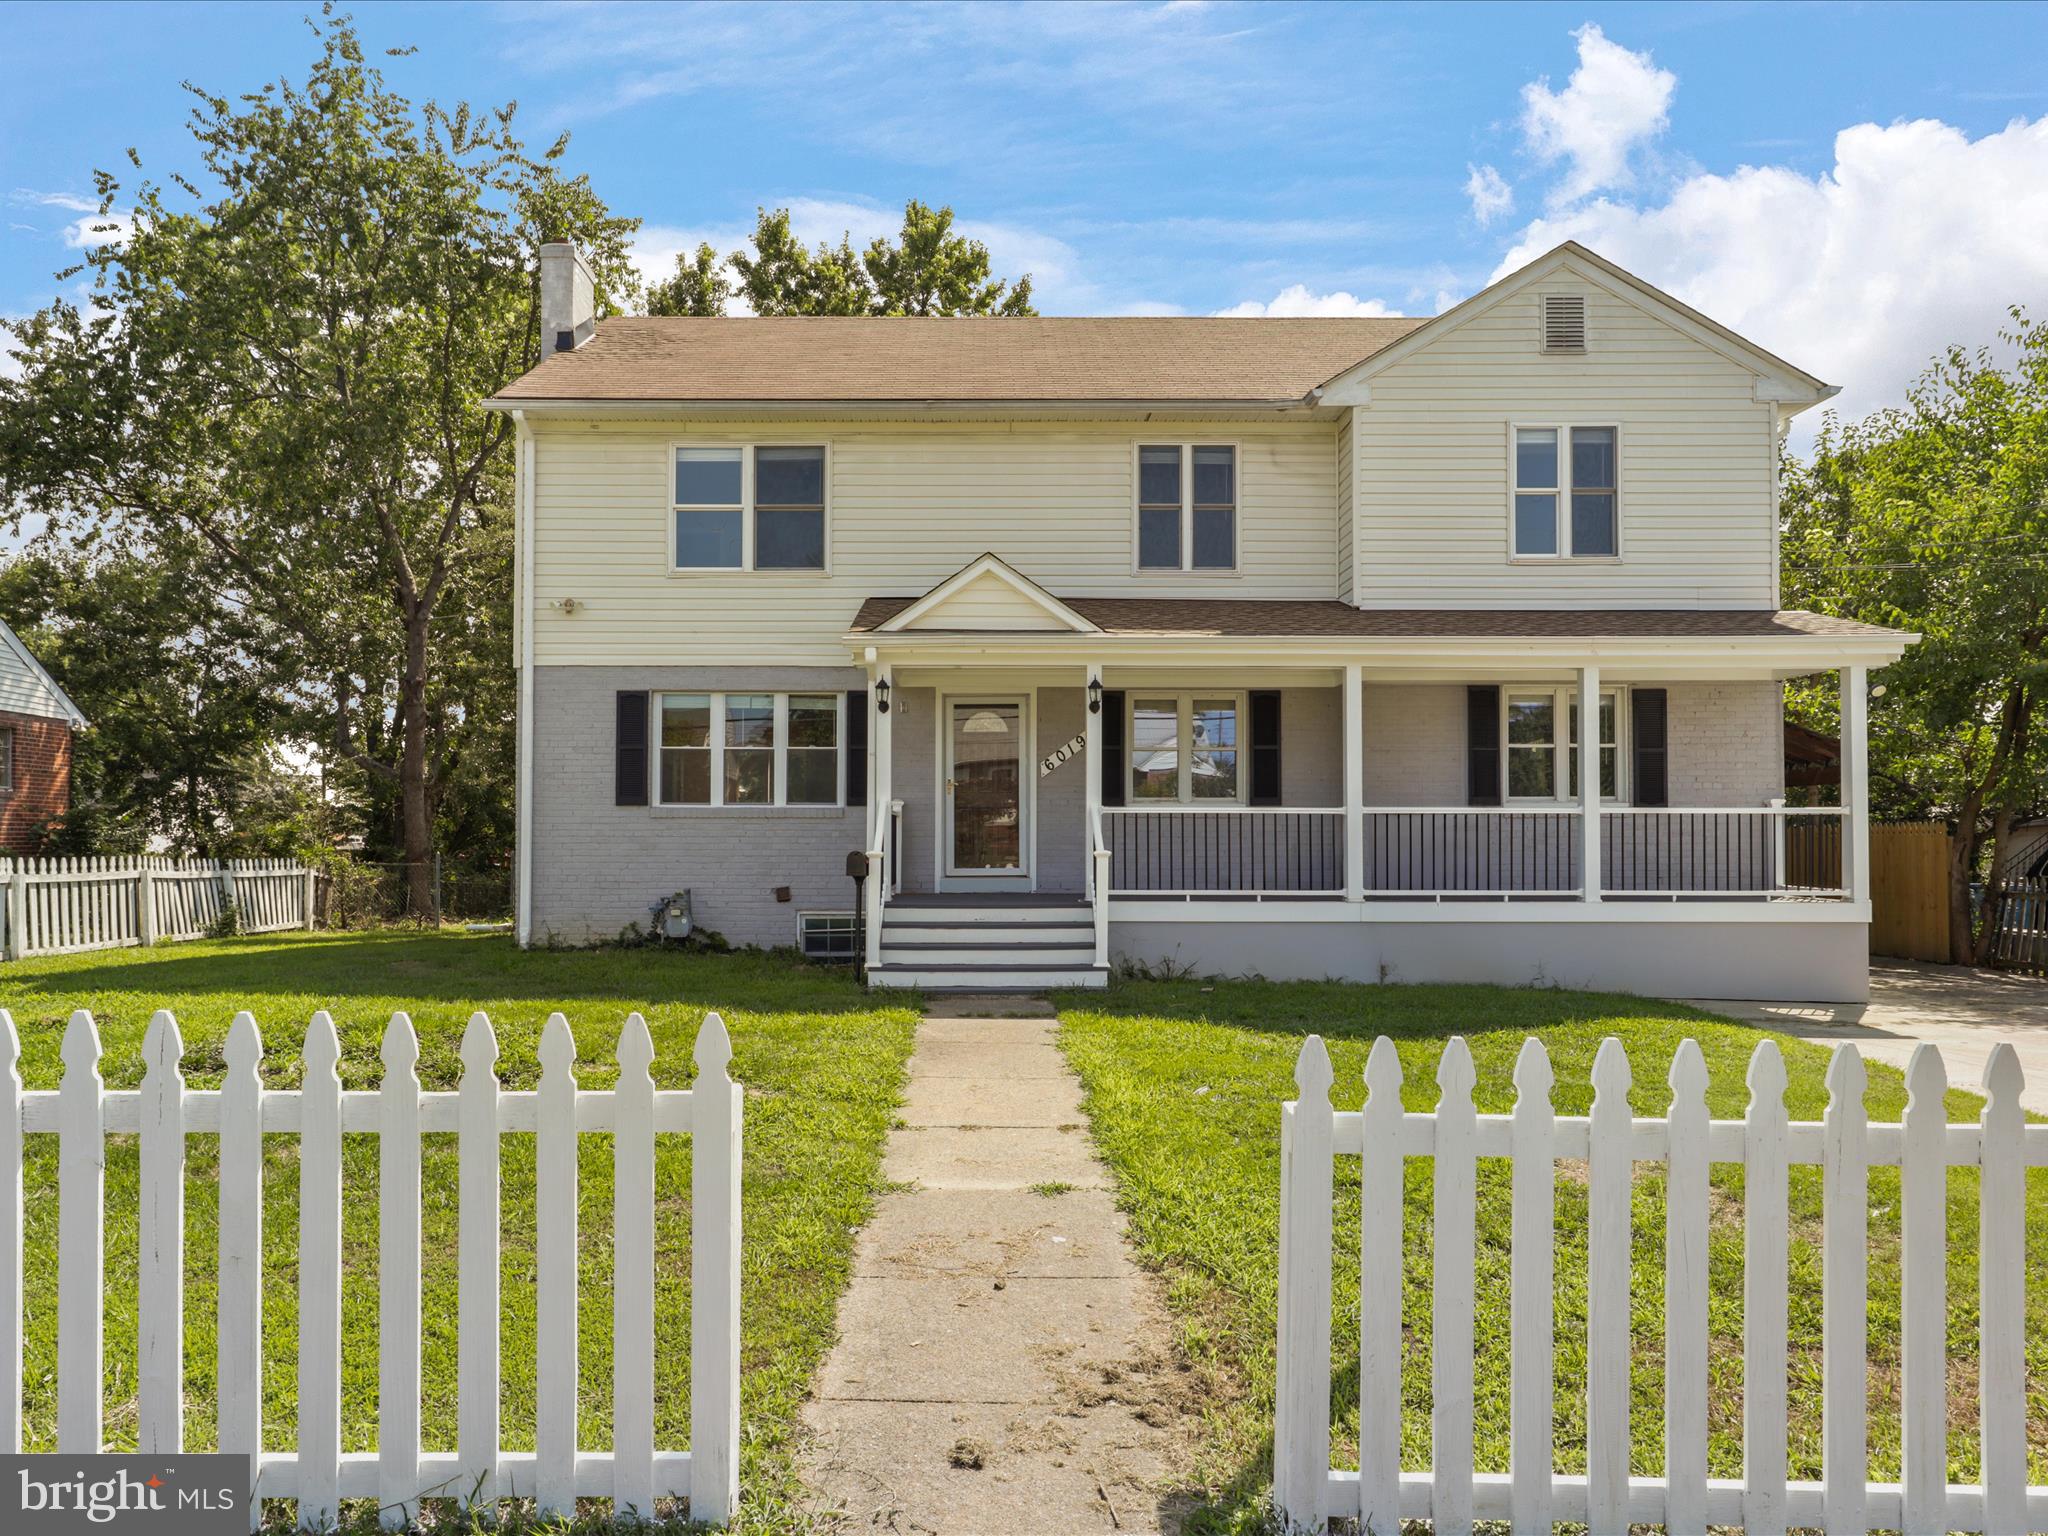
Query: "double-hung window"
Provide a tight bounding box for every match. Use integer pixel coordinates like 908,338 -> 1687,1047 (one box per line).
1503,685 -> 1626,803
1137,444 -> 1236,571
1128,693 -> 1243,802
656,692 -> 842,806
1511,425 -> 1617,558
673,445 -> 827,571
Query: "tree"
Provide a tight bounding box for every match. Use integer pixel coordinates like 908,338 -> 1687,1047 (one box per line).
1782,308 -> 2048,962
728,200 -> 1035,317
646,241 -> 731,317
0,10 -> 638,907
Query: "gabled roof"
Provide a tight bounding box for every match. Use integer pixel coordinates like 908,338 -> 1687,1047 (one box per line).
488,314 -> 1426,406
0,616 -> 86,728
873,554 -> 1100,633
1317,241 -> 1834,408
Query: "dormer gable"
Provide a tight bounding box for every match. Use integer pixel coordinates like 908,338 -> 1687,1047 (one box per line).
874,553 -> 1101,634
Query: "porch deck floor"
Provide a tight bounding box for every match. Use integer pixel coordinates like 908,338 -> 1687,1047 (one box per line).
890,891 -> 1089,908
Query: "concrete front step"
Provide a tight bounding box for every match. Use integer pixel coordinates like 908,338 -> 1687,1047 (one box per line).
870,962 -> 1108,991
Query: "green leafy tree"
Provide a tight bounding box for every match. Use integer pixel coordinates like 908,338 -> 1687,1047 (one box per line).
0,9 -> 638,906
1783,308 -> 2048,961
646,240 -> 732,316
729,200 -> 1035,317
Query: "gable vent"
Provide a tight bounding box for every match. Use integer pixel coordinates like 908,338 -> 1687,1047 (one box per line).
1542,294 -> 1587,353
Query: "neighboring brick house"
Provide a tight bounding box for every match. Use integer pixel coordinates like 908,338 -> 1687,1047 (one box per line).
0,618 -> 86,854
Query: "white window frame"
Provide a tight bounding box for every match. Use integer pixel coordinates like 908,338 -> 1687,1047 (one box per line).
797,910 -> 859,959
653,691 -> 845,808
1132,442 -> 1240,574
1501,684 -> 1629,805
1125,690 -> 1248,804
1507,423 -> 1621,562
0,727 -> 12,793
670,441 -> 831,574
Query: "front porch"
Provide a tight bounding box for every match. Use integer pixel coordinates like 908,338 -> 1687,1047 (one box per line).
845,559 -> 1906,998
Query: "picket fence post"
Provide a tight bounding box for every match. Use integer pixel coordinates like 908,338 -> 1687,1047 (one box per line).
1585,1038 -> 1632,1535
379,1014 -> 423,1527
1273,1034 -> 1333,1534
457,1012 -> 501,1507
297,1011 -> 343,1530
138,1010 -> 186,1453
614,1012 -> 658,1520
1356,1036 -> 1402,1536
57,1010 -> 102,1453
1663,1039 -> 1710,1535
1899,1043 -> 1948,1533
0,1010 -> 20,1456
690,1011 -> 744,1526
536,1012 -> 578,1518
1507,1037 -> 1554,1536
1978,1043 -> 2026,1535
1742,1039 -> 1790,1535
218,1012 -> 264,1521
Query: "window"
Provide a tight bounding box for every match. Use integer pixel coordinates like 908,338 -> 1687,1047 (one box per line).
1127,693 -> 1243,803
673,445 -> 826,571
1503,686 -> 1627,803
1137,444 -> 1235,571
1511,425 -> 1617,558
0,728 -> 12,792
655,692 -> 844,807
799,911 -> 858,960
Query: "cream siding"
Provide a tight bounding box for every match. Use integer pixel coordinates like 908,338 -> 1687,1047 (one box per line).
1351,280 -> 1779,609
1334,417 -> 1354,605
529,418 -> 1339,667
0,628 -> 79,722
896,572 -> 1076,630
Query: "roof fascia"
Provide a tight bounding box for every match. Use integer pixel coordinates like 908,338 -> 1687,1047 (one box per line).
482,397 -> 1329,418
0,620 -> 87,727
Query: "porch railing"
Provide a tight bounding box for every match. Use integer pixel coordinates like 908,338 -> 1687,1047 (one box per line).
1602,806 -> 1847,898
1361,809 -> 1580,898
1103,807 -> 1345,895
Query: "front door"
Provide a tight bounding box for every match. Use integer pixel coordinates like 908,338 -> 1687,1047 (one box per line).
944,697 -> 1031,888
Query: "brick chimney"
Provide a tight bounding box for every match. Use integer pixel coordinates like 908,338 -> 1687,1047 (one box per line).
539,241 -> 595,353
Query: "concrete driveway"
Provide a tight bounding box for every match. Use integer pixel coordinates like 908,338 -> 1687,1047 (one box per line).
1688,959 -> 2048,1114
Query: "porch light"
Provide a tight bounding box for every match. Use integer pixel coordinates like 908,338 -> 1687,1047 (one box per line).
1088,677 -> 1103,715
875,677 -> 891,715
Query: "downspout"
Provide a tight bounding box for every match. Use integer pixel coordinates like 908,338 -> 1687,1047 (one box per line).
514,413 -> 536,946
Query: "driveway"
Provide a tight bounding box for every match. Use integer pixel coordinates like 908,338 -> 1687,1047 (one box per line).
1687,959 -> 2048,1114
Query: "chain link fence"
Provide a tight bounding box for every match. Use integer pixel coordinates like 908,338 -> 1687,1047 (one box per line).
314,855 -> 513,928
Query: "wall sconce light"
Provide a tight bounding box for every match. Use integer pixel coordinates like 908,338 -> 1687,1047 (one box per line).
1087,677 -> 1103,715
875,677 -> 892,715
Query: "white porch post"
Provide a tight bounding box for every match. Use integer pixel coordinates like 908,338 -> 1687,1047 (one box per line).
1084,663 -> 1103,899
1343,664 -> 1364,902
866,661 -> 893,970
1578,665 -> 1601,903
1841,664 -> 1870,905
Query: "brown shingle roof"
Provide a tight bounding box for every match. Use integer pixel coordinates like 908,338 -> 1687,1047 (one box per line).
491,315 -> 1428,404
848,595 -> 1903,641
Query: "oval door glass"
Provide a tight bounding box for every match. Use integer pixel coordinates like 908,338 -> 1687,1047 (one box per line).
951,702 -> 1022,871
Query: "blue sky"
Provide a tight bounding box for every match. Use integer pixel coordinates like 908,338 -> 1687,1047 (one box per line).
5,1 -> 2048,434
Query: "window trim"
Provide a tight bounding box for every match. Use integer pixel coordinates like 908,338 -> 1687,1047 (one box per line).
669,441 -> 832,574
1501,684 -> 1629,806
653,690 -> 845,808
1506,422 -> 1622,563
0,727 -> 12,793
1132,441 -> 1240,575
1125,690 -> 1248,804
797,910 -> 859,960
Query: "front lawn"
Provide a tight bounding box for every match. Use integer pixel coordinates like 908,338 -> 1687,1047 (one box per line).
1057,978 -> 2048,1536
0,931 -> 919,1532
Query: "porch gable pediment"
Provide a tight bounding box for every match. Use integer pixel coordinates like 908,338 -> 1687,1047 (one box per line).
875,553 -> 1100,634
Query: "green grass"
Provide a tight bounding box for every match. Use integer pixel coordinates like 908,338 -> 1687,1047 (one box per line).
1055,977 -> 2048,1536
0,931 -> 920,1533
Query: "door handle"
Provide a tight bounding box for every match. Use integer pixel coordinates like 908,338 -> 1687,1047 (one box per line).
946,778 -> 957,794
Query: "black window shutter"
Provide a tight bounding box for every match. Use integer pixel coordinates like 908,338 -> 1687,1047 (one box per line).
1466,685 -> 1502,806
1100,690 -> 1126,807
1632,687 -> 1668,807
1250,690 -> 1283,806
845,689 -> 869,808
615,691 -> 649,807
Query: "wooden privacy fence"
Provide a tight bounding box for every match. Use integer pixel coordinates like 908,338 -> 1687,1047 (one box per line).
0,1006 -> 743,1530
1274,1033 -> 2048,1535
1990,877 -> 2048,975
1869,821 -> 1952,962
0,856 -> 316,961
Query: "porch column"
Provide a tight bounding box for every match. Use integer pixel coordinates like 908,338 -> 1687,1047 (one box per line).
1084,662 -> 1103,900
1343,664 -> 1363,902
1840,663 -> 1870,905
1578,664 -> 1601,903
866,662 -> 893,970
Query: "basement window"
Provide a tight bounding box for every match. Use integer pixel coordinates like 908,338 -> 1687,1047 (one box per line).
799,911 -> 858,960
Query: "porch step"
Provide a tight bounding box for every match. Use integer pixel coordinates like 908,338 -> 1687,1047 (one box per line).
868,962 -> 1108,992
881,941 -> 1095,967
883,902 -> 1088,926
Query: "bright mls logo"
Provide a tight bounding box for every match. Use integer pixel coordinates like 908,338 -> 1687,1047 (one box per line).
1,1456 -> 248,1534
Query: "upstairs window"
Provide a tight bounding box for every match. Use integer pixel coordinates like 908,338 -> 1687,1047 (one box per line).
1137,444 -> 1236,571
1512,425 -> 1617,558
673,444 -> 827,571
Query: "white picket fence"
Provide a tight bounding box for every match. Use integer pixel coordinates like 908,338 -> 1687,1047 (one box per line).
0,856 -> 316,960
1274,1033 -> 2048,1535
0,1005 -> 743,1530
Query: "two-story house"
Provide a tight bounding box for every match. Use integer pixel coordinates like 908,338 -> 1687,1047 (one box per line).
488,241 -> 1914,1000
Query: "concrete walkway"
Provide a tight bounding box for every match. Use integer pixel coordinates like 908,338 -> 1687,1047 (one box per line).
802,998 -> 1187,1534
1689,958 -> 2048,1114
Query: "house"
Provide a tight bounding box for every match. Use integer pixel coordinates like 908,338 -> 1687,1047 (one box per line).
487,241 -> 1915,1000
0,616 -> 86,853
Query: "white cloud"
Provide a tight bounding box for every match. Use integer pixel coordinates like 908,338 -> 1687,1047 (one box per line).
61,212 -> 131,249
1464,164 -> 1514,226
1519,24 -> 1675,206
1495,115 -> 2048,440
1213,284 -> 1400,318
12,189 -> 99,214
